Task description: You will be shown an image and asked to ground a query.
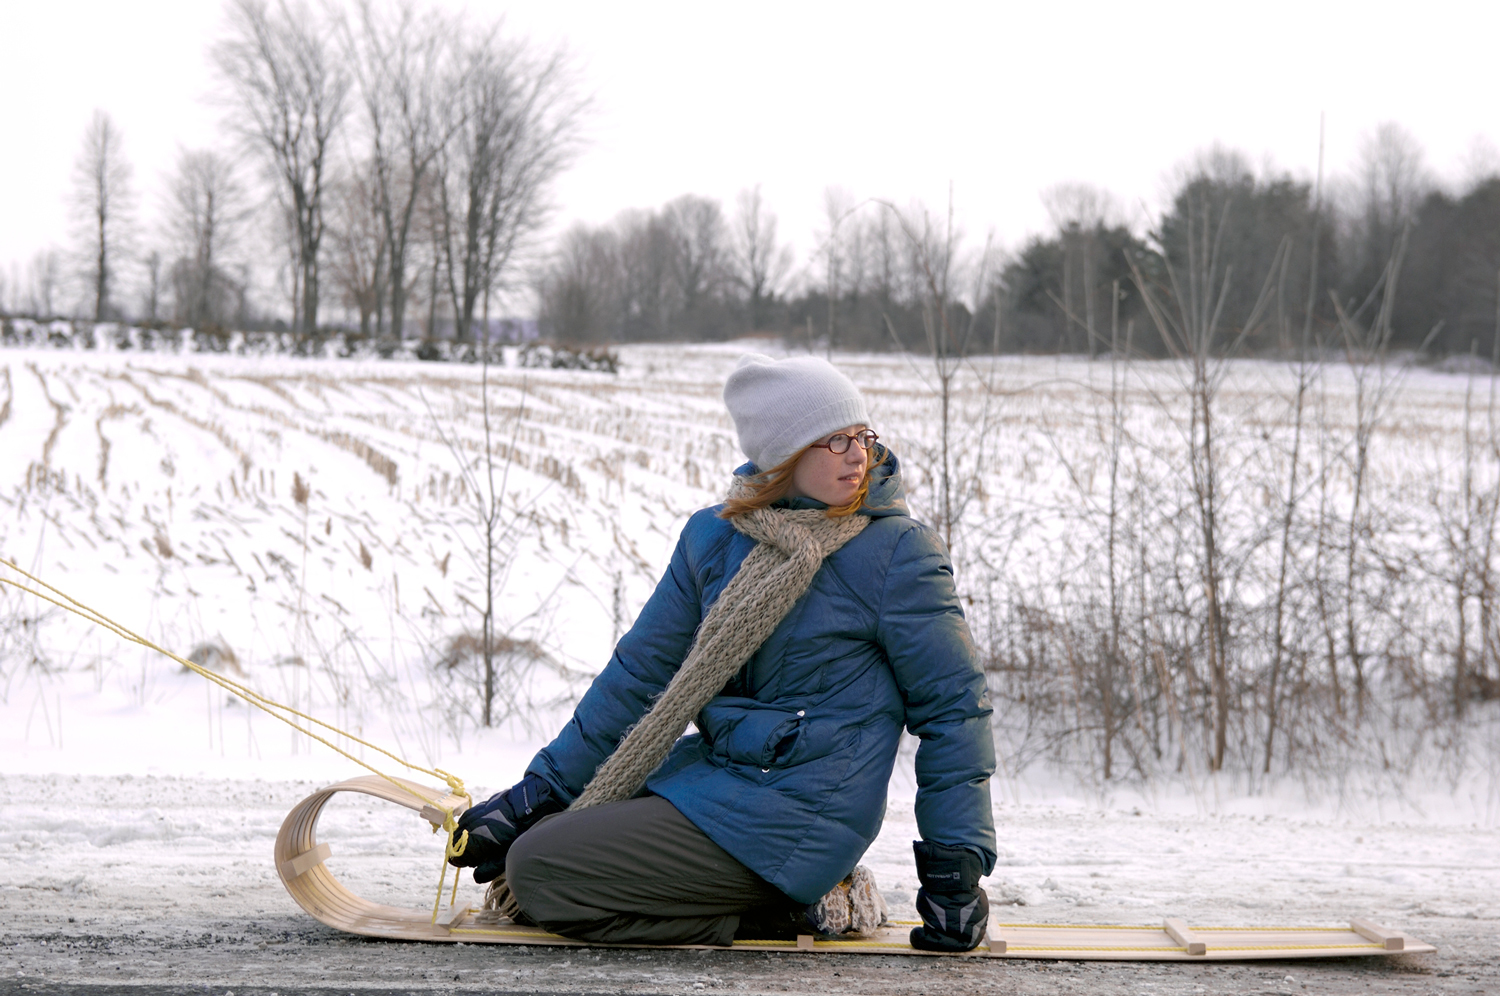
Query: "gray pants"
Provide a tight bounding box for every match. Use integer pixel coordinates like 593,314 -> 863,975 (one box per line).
505,794 -> 791,946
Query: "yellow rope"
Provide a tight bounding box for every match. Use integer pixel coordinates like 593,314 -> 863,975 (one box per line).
1002,944 -> 1181,952
991,922 -> 1155,930
441,925 -> 1388,955
799,940 -> 1383,953
433,848 -> 451,924
1193,925 -> 1353,932
0,557 -> 472,911
449,926 -> 565,939
990,922 -> 1354,931
1201,944 -> 1384,951
999,943 -> 1381,952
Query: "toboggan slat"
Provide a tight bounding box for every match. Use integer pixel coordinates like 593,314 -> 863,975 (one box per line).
275,776 -> 1437,959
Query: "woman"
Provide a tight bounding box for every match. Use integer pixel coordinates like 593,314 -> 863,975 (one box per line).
449,353 -> 996,951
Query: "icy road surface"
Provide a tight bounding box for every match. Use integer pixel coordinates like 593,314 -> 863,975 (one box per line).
1,772 -> 1495,994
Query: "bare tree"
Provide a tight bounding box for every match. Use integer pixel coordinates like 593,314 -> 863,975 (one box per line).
864,209 -> 905,315
1264,120 -> 1327,774
140,251 -> 162,323
71,110 -> 134,321
1325,228 -> 1443,720
343,0 -> 461,343
1041,182 -> 1118,355
1126,190 -> 1288,772
1343,122 -> 1431,308
730,184 -> 791,331
1356,123 -> 1429,240
616,209 -> 677,340
326,159 -> 387,336
817,186 -> 857,353
434,31 -> 582,343
537,223 -> 621,343
883,194 -> 998,552
164,149 -> 248,328
660,194 -> 729,337
27,249 -> 63,318
214,0 -> 350,333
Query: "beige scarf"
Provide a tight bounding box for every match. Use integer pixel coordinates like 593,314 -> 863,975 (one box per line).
485,482 -> 869,916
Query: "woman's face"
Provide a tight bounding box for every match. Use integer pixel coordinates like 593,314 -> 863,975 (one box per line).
788,424 -> 870,506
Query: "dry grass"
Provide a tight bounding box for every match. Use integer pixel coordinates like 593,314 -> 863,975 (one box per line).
2,346 -> 1493,788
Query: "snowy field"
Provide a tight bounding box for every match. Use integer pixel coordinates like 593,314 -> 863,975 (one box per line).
3,770 -> 1497,993
1,341 -> 1498,992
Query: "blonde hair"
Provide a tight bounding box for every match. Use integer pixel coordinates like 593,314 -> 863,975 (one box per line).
719,444 -> 887,520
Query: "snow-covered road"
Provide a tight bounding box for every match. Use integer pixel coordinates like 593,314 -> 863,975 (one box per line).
2,772 -> 1495,994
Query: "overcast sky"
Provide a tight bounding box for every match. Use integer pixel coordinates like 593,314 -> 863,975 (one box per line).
2,0 -> 1497,307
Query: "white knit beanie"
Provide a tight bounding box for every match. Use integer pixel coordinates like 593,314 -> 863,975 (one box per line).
723,353 -> 870,472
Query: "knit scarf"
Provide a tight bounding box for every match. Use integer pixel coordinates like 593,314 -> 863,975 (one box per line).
484,481 -> 870,917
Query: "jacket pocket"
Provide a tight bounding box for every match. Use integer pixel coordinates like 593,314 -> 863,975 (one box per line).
700,698 -> 805,769
758,715 -> 803,767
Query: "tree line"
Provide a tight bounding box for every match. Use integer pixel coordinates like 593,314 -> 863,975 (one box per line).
535,186 -> 988,355
1005,131 -> 1500,359
539,128 -> 1500,361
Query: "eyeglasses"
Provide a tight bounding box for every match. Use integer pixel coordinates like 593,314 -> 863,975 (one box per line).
809,429 -> 879,454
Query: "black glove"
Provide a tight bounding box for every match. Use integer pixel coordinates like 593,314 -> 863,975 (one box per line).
909,840 -> 990,952
448,773 -> 564,883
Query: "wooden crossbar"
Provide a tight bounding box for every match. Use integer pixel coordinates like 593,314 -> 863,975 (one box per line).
1350,918 -> 1405,951
985,928 -> 1007,955
279,841 -> 331,880
419,795 -> 468,830
437,905 -> 470,929
1164,917 -> 1206,955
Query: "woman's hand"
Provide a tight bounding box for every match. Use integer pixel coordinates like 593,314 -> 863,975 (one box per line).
448,773 -> 563,883
909,840 -> 990,952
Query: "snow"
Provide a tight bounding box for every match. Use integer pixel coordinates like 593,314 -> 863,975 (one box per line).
1,341 -> 1498,946
2,771 -> 1496,939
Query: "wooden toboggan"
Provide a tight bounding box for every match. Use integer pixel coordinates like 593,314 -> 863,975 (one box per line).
276,775 -> 1437,961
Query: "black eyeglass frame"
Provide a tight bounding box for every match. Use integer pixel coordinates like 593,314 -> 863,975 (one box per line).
808,429 -> 879,455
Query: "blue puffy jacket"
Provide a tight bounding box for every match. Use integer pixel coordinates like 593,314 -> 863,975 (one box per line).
527,450 -> 996,903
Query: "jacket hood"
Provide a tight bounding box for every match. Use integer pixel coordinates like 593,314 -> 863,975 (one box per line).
732,444 -> 909,518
